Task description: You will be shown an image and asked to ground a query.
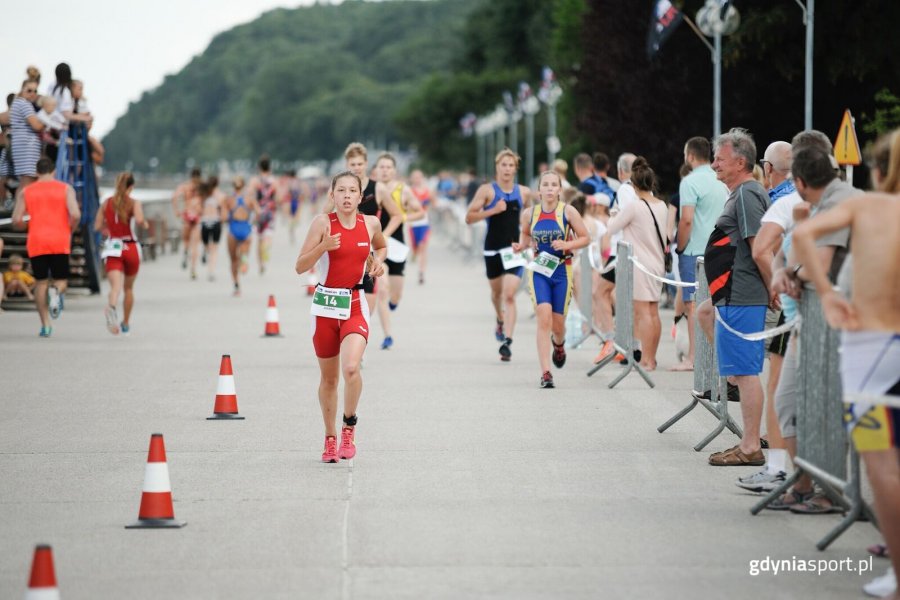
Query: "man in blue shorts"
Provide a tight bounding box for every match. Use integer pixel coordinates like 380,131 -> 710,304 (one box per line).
701,128 -> 772,467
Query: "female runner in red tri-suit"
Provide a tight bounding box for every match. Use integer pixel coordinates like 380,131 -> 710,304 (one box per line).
296,171 -> 387,463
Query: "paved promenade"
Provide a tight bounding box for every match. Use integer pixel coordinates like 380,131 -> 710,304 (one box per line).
0,213 -> 880,599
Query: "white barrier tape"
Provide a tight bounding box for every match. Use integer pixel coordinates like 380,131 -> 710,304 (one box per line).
845,392 -> 900,409
600,256 -> 617,274
629,256 -> 697,288
714,308 -> 801,341
0,215 -> 29,226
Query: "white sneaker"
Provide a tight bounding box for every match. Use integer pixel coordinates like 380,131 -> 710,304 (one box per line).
104,306 -> 120,335
48,287 -> 61,319
864,567 -> 896,597
736,469 -> 786,493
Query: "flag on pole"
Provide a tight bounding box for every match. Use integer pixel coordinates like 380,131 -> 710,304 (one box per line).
646,0 -> 684,59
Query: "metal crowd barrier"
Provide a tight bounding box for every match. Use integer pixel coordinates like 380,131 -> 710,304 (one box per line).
569,243 -> 604,348
657,256 -> 742,450
751,286 -> 875,550
586,241 -> 654,388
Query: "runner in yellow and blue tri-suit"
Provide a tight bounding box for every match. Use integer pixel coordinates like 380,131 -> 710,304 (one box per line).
514,170 -> 591,388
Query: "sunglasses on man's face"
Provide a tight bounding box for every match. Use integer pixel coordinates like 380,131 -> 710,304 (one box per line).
24,89 -> 37,93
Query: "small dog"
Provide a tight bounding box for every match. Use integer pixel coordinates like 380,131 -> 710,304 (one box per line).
672,314 -> 690,363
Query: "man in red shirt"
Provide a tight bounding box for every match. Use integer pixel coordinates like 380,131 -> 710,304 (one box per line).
12,157 -> 79,337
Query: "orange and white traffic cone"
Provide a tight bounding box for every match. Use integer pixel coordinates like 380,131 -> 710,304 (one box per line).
207,354 -> 244,420
24,544 -> 59,600
125,433 -> 186,529
306,270 -> 316,296
263,294 -> 283,337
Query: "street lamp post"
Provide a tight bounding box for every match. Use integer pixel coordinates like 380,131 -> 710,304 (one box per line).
538,67 -> 563,164
519,82 -> 541,186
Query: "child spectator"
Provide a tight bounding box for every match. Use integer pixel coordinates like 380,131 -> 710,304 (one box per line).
36,97 -> 66,162
2,254 -> 36,301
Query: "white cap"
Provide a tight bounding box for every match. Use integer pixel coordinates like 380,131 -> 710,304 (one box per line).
589,193 -> 611,207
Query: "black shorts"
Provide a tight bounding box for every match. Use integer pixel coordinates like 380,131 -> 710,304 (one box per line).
362,273 -> 375,294
201,222 -> 222,245
768,311 -> 791,357
30,253 -> 69,281
484,254 -> 524,280
600,255 -> 616,284
385,258 -> 405,277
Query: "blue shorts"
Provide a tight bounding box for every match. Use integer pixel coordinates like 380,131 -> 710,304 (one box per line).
715,305 -> 767,376
230,220 -> 252,242
529,264 -> 572,315
411,224 -> 430,249
290,198 -> 299,216
678,254 -> 700,302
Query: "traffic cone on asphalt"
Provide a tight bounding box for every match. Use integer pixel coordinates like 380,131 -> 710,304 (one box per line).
125,434 -> 186,529
263,294 -> 283,337
306,270 -> 317,296
25,544 -> 59,600
208,354 -> 244,420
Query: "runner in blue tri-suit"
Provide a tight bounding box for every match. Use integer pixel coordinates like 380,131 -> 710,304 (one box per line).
514,170 -> 590,388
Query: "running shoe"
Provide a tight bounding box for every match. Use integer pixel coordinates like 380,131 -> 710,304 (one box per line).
181,254 -> 188,270
494,321 -> 505,342
552,339 -> 567,368
233,284 -> 241,297
338,426 -> 356,460
418,273 -> 425,285
48,287 -> 61,319
39,326 -> 52,338
735,469 -> 786,493
190,271 -> 197,281
499,338 -> 512,362
321,436 -> 339,463
120,323 -> 130,336
104,305 -> 120,335
593,339 -> 614,364
381,336 -> 394,350
864,568 -> 896,598
540,371 -> 555,388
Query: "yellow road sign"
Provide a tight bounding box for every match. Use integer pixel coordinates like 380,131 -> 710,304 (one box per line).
833,109 -> 862,166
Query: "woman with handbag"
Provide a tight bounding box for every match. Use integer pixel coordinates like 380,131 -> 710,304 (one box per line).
606,157 -> 669,370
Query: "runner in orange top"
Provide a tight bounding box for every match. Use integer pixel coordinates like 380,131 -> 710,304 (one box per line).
12,156 -> 79,337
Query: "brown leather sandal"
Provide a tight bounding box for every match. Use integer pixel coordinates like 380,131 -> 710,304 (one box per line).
708,446 -> 766,466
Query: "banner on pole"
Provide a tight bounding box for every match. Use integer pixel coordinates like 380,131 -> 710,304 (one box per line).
647,0 -> 684,59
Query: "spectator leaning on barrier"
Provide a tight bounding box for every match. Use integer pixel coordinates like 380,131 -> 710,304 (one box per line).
790,131 -> 900,598
673,136 -> 728,372
699,128 -> 772,467
593,152 -> 637,364
762,144 -> 862,512
734,141 -> 797,491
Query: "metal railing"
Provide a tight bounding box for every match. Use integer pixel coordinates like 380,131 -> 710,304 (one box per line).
751,285 -> 875,550
586,241 -> 654,388
657,256 -> 741,449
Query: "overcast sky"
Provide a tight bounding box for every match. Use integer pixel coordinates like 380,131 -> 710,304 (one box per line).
2,0 -> 345,138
